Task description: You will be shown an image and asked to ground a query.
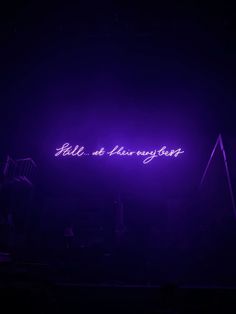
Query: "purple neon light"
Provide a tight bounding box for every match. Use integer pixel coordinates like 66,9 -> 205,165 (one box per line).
55,143 -> 184,164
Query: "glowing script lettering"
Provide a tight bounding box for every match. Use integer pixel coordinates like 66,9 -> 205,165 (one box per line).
55,143 -> 85,157
55,143 -> 184,164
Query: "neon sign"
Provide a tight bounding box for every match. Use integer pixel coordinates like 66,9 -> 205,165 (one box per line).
55,143 -> 184,164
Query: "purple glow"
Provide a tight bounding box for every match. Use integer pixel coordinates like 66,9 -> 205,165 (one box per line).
55,143 -> 184,164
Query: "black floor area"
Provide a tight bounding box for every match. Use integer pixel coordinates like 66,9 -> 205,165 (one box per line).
1,277 -> 236,313
1,247 -> 236,313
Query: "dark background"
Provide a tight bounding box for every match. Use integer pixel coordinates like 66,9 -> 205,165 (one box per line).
1,1 -> 236,154
1,1 -> 236,286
